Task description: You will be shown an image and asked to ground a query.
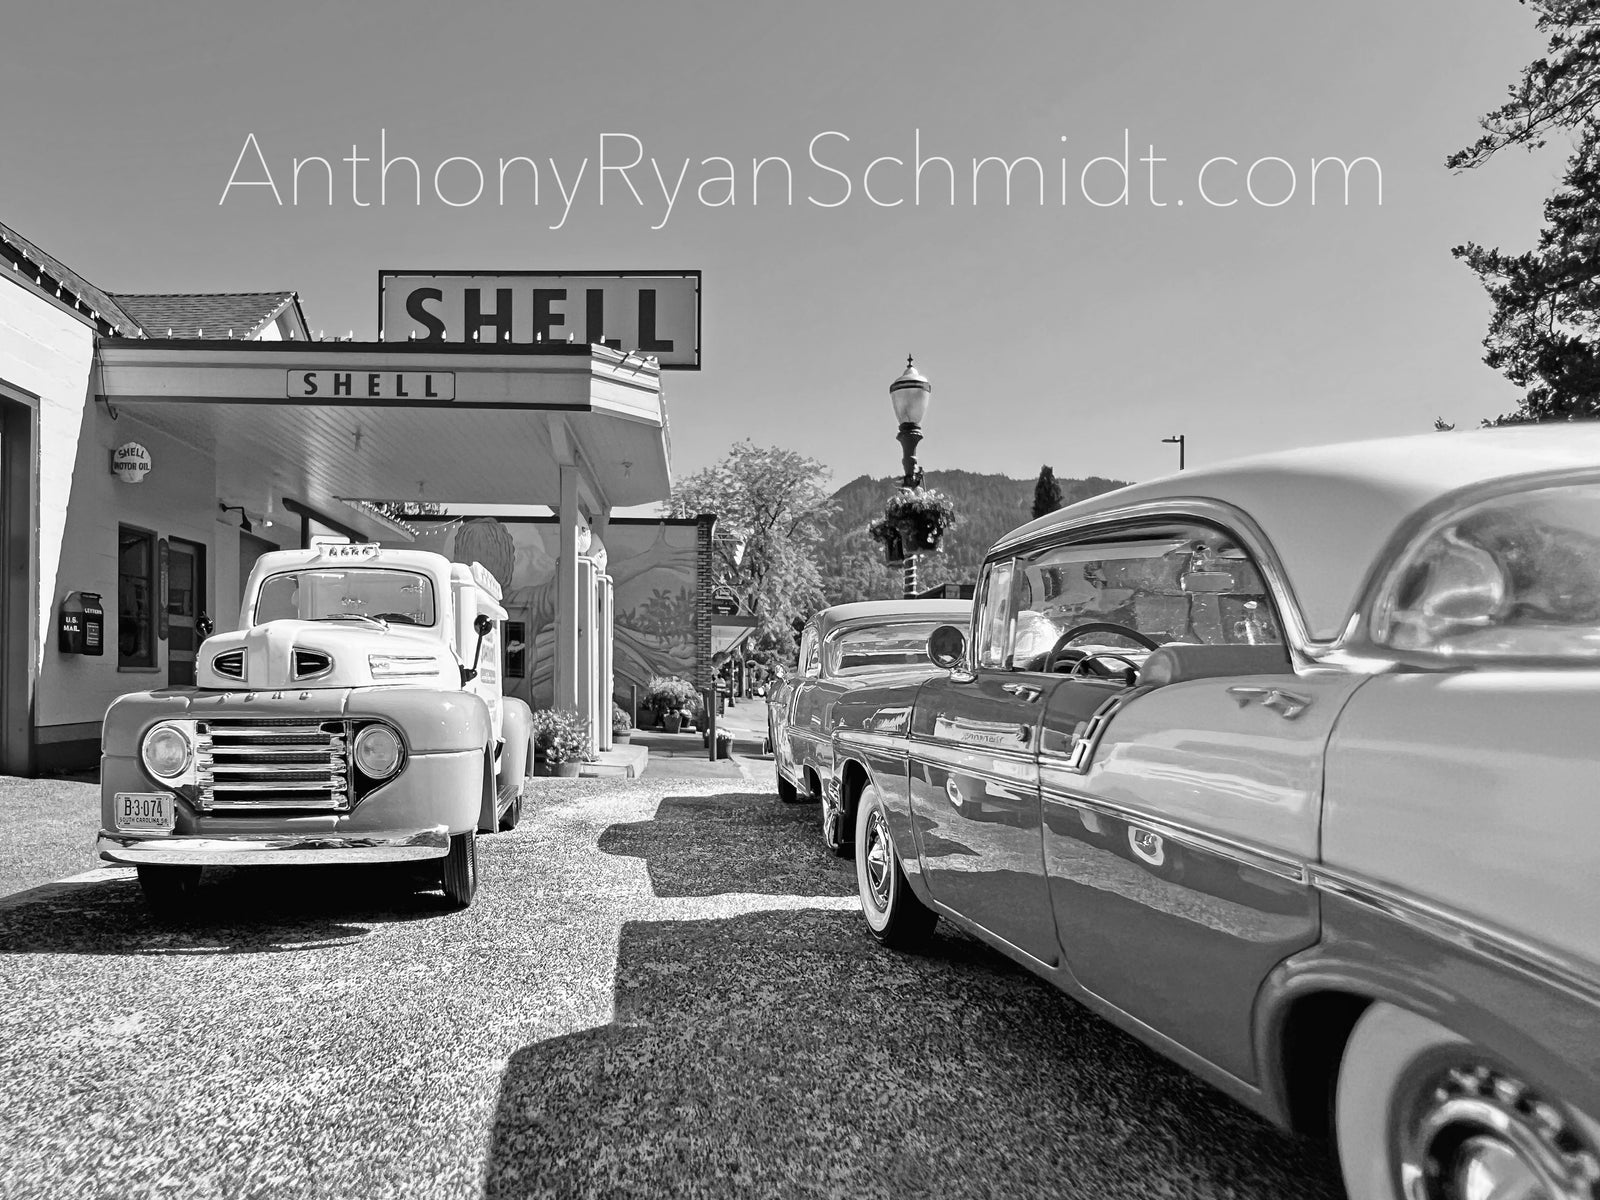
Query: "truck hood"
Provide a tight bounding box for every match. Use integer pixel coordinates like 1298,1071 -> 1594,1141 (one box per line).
195,619 -> 455,691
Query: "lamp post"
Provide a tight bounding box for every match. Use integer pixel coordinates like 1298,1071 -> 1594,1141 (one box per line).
889,355 -> 932,598
1162,434 -> 1186,471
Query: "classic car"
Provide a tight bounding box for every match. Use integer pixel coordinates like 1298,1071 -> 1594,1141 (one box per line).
826,425 -> 1600,1200
98,541 -> 535,913
768,599 -> 970,852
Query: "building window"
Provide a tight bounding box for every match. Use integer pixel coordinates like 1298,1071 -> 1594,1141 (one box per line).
118,525 -> 156,668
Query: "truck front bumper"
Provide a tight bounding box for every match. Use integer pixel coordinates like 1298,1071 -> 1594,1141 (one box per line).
97,825 -> 451,867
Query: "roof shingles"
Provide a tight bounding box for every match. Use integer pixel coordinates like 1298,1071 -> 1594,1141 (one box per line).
110,292 -> 296,339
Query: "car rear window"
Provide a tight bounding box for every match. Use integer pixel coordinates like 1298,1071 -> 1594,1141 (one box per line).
828,622 -> 943,676
1378,480 -> 1600,662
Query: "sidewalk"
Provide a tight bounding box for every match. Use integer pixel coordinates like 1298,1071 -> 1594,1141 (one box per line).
630,696 -> 772,783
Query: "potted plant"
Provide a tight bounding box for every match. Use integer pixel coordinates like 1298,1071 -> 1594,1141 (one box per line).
714,728 -> 735,760
611,701 -> 633,745
689,693 -> 709,734
868,515 -> 906,564
879,487 -> 958,556
645,675 -> 697,733
546,708 -> 593,777
529,708 -> 556,775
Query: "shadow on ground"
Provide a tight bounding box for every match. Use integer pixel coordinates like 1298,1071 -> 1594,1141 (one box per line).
598,792 -> 849,898
0,863 -> 454,956
481,908 -> 1343,1200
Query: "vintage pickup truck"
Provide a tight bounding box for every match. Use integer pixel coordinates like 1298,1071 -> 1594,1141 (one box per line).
97,540 -> 536,912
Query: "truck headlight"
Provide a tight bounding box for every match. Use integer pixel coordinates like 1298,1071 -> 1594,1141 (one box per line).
353,725 -> 403,779
368,654 -> 440,678
141,722 -> 193,779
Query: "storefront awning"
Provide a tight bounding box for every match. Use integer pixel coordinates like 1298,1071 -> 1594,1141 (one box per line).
95,340 -> 671,534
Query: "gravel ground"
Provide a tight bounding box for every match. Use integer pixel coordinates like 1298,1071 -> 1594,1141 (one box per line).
0,771 -> 1343,1200
0,775 -> 101,896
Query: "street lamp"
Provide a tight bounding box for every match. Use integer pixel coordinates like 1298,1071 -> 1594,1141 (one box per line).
889,355 -> 932,597
1162,434 -> 1186,471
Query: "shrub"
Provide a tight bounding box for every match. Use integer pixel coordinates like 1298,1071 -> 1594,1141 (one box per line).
546,708 -> 594,764
529,708 -> 557,757
645,675 -> 698,714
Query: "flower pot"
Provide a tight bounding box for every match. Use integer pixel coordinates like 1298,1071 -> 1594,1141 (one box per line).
533,757 -> 552,777
663,712 -> 683,734
716,739 -> 733,760
553,761 -> 580,778
895,518 -> 944,556
613,731 -> 631,745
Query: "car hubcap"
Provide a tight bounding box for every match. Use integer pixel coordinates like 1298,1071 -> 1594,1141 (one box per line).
863,811 -> 891,909
1399,1065 -> 1600,1200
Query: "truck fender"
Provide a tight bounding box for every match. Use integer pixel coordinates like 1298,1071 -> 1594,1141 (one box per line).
477,747 -> 497,833
500,697 -> 534,791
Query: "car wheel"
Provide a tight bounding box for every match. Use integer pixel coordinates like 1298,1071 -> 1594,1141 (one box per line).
499,781 -> 524,832
776,762 -> 801,804
439,831 -> 478,909
136,864 -> 203,914
1335,1002 -> 1600,1200
855,784 -> 936,948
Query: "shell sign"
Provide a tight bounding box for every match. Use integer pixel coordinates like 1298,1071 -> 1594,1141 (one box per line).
110,442 -> 151,484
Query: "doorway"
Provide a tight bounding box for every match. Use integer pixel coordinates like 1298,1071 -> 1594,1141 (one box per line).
166,538 -> 206,687
238,529 -> 276,619
0,389 -> 36,774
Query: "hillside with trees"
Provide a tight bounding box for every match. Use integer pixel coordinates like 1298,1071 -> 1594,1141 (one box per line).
818,468 -> 1130,604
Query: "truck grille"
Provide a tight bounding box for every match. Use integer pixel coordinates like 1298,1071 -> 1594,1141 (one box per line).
196,718 -> 352,811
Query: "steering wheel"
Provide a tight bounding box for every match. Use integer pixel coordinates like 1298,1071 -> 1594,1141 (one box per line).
1043,621 -> 1162,676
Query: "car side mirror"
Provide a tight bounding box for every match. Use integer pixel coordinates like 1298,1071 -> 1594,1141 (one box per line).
928,624 -> 968,671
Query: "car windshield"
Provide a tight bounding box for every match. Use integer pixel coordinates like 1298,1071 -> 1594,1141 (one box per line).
828,621 -> 946,676
254,569 -> 437,627
1380,480 -> 1600,661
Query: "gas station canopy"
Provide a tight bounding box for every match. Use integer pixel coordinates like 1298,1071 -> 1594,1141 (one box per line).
95,339 -> 671,534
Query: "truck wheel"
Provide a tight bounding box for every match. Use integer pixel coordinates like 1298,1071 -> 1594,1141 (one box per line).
137,864 -> 203,915
499,787 -> 523,832
440,831 -> 478,909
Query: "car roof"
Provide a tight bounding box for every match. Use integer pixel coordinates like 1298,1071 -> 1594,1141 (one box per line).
811,599 -> 972,637
993,423 -> 1600,642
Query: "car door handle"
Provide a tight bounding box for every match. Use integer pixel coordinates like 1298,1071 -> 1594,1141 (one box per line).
1226,685 -> 1312,720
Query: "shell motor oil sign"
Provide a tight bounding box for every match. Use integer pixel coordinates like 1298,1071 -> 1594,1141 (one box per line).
378,271 -> 700,369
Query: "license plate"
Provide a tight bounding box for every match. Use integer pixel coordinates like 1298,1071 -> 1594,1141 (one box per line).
114,792 -> 174,833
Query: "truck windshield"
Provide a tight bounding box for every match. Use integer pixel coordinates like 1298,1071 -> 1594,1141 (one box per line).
254,569 -> 438,627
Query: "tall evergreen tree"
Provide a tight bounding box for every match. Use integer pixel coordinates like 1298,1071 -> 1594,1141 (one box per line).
1032,465 -> 1063,519
1452,1 -> 1600,422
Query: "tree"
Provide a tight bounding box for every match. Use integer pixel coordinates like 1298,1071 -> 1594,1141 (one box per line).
1032,465 -> 1063,519
667,441 -> 836,651
1451,1 -> 1600,422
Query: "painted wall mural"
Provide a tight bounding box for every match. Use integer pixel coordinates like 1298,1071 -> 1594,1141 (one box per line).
405,518 -> 698,710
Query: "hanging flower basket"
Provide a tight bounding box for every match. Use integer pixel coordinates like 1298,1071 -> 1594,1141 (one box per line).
879,488 -> 957,558
868,516 -> 905,564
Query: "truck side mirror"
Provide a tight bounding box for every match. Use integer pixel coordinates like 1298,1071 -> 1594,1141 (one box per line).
196,613 -> 215,640
461,614 -> 494,686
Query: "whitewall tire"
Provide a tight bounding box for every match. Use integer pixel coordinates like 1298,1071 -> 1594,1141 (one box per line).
854,783 -> 936,949
1335,1002 -> 1600,1200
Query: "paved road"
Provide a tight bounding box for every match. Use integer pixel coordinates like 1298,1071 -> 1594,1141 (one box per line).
0,773 -> 1343,1199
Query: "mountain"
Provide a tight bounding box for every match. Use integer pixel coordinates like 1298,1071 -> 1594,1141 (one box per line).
818,468 -> 1131,605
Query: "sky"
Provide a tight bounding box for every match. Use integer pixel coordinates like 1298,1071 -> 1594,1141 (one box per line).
0,0 -> 1569,492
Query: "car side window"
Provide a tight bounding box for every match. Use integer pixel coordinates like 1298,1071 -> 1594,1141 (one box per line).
1008,522 -> 1282,672
975,560 -> 1016,669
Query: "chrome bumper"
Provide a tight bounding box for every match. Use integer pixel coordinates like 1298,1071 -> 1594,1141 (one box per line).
97,825 -> 451,867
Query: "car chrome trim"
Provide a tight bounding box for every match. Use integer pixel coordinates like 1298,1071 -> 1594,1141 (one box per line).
832,729 -> 912,758
1038,781 -> 1310,884
1310,866 -> 1600,1005
986,498 -> 1325,655
97,825 -> 452,866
